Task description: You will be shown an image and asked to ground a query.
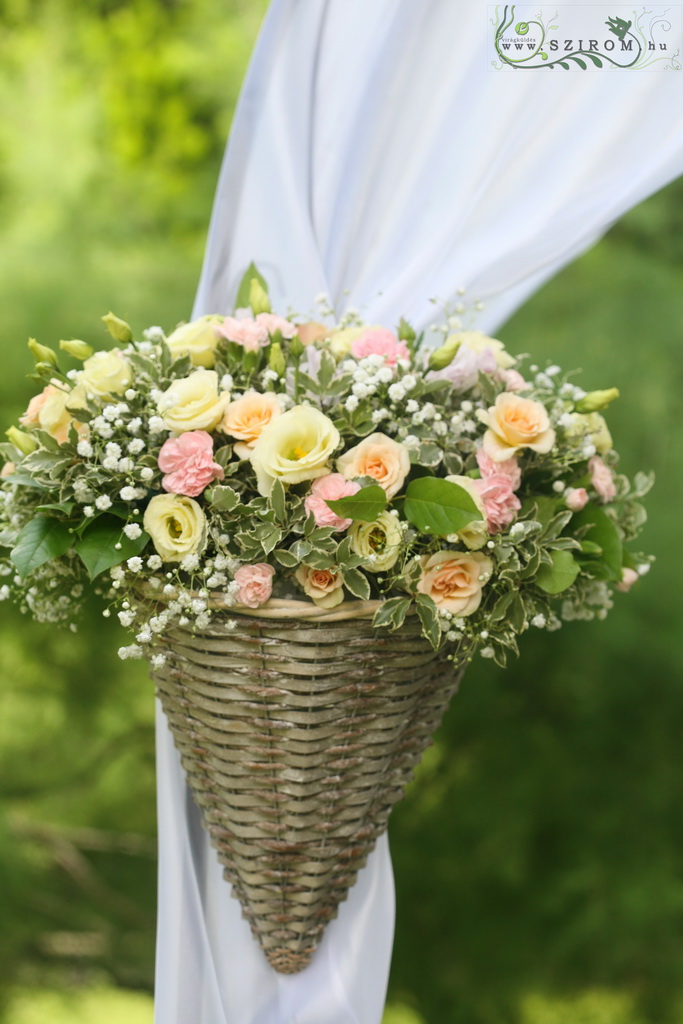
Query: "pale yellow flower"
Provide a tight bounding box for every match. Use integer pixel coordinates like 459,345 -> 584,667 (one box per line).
165,315 -> 223,368
453,330 -> 516,369
78,350 -> 132,398
249,405 -> 340,496
349,510 -> 402,572
444,475 -> 487,550
143,494 -> 206,562
478,392 -> 555,461
157,369 -> 229,433
294,565 -> 345,608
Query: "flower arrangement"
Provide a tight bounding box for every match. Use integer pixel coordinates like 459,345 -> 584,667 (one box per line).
0,268 -> 652,670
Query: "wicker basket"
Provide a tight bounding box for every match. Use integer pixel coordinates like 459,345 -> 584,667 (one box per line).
150,597 -> 464,974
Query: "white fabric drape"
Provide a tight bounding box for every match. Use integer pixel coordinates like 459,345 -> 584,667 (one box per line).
155,2 -> 683,1021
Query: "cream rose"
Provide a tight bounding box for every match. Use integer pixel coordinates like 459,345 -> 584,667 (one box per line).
165,315 -> 223,368
294,565 -> 345,608
417,550 -> 493,616
478,392 -> 555,462
143,494 -> 206,562
444,475 -> 488,550
249,405 -> 340,496
337,432 -> 410,499
78,349 -> 132,398
222,391 -> 283,459
349,510 -> 403,572
157,369 -> 229,433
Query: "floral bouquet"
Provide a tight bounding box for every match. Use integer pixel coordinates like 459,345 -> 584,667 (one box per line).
0,267 -> 652,970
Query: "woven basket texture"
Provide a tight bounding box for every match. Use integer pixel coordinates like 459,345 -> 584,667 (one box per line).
151,609 -> 463,974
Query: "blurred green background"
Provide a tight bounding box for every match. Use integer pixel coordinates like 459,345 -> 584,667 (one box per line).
1,2 -> 682,1022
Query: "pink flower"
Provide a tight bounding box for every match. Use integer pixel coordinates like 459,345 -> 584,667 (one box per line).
615,567 -> 639,593
256,313 -> 297,339
565,487 -> 588,512
350,328 -> 410,367
429,345 -> 497,391
233,563 -> 275,607
304,473 -> 361,530
215,316 -> 269,351
588,456 -> 616,503
158,430 -> 224,497
497,367 -> 529,392
476,447 -> 521,491
474,474 -> 521,533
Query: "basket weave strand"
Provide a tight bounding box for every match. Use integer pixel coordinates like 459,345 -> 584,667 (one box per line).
151,610 -> 463,973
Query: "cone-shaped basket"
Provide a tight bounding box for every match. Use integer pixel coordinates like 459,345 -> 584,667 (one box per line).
151,599 -> 464,974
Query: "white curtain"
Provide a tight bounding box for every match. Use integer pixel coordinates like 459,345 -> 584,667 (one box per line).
155,3 -> 683,1021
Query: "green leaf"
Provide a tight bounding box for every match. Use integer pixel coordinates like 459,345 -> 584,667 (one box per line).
35,502 -> 75,516
520,495 -> 558,528
260,526 -> 281,555
326,484 -> 388,523
2,473 -> 49,490
535,550 -> 580,595
206,485 -> 239,512
571,505 -> 623,579
274,547 -> 299,568
415,593 -> 441,648
235,262 -> 268,310
269,479 -> 286,522
342,567 -> 371,600
318,351 -> 337,392
373,596 -> 411,631
404,477 -> 482,537
74,516 -> 150,580
10,516 -> 73,577
213,444 -> 234,469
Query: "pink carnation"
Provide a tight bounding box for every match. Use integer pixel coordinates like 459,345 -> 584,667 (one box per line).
233,563 -> 275,608
256,313 -> 297,339
350,328 -> 410,367
565,487 -> 588,512
474,474 -> 521,533
476,447 -> 521,491
158,430 -> 224,497
215,316 -> 269,351
588,456 -> 616,503
304,473 -> 361,530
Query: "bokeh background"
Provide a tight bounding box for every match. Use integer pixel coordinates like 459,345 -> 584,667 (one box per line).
1,2 -> 682,1022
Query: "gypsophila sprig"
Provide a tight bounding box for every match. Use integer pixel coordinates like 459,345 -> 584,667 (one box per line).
0,267 -> 652,667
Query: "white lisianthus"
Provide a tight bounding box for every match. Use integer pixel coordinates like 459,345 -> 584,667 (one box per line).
78,350 -> 133,397
165,315 -> 223,368
250,405 -> 340,496
143,494 -> 207,562
349,510 -> 403,572
452,330 -> 516,369
157,369 -> 229,432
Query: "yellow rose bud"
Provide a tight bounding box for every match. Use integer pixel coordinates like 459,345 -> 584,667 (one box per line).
27,337 -> 58,366
575,388 -> 619,413
165,316 -> 222,369
143,494 -> 206,562
78,350 -> 133,398
349,510 -> 402,572
249,278 -> 271,315
59,339 -> 94,360
268,342 -> 286,378
102,311 -> 133,344
157,369 -> 229,433
428,336 -> 462,370
250,405 -> 340,496
5,426 -> 38,455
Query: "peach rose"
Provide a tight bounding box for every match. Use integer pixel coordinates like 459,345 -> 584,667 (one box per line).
233,563 -> 275,608
297,322 -> 330,346
20,379 -> 83,444
337,432 -> 410,499
615,567 -> 639,593
588,456 -> 616,503
1,461 -> 15,478
222,392 -> 283,459
304,473 -> 361,530
417,550 -> 493,617
478,393 -> 555,462
295,565 -> 345,608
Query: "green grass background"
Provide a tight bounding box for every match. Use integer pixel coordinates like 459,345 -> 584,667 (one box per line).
1,2 -> 682,1022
